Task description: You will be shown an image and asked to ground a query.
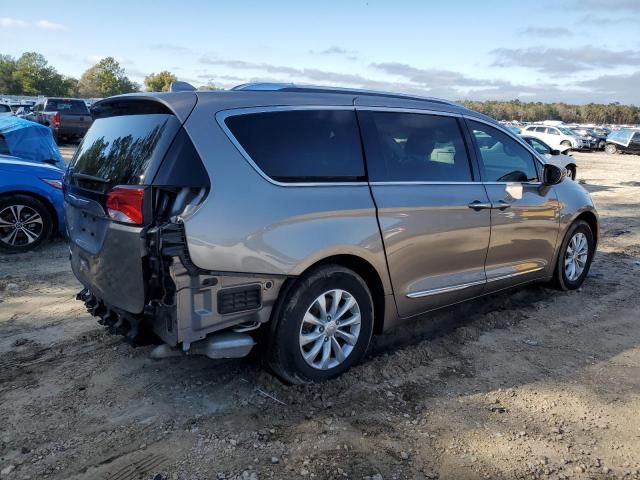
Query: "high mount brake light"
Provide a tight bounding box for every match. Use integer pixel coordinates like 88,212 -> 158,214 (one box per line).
106,187 -> 144,225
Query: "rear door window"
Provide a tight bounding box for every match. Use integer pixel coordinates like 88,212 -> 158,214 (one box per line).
69,114 -> 181,187
45,99 -> 89,114
469,121 -> 539,183
358,111 -> 472,182
224,109 -> 365,182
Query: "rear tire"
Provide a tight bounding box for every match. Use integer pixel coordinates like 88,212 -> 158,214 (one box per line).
560,140 -> 572,150
267,265 -> 374,384
567,166 -> 576,180
0,194 -> 53,253
604,144 -> 617,154
552,220 -> 595,291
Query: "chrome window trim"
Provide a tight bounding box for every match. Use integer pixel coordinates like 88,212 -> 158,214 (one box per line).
216,105 -> 548,188
406,266 -> 545,298
370,181 -> 542,186
216,105 -> 369,188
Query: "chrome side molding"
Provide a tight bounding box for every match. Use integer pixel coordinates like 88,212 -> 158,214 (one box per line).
406,266 -> 545,299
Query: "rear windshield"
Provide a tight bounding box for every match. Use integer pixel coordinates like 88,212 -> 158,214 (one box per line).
44,99 -> 89,114
69,114 -> 180,186
0,104 -> 11,113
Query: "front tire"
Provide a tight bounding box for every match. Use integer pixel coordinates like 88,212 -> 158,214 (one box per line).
566,166 -> 576,180
553,220 -> 595,291
267,265 -> 374,384
560,140 -> 572,150
0,195 -> 53,253
604,144 -> 617,154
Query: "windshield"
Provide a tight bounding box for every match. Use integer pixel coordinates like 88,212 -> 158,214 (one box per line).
608,129 -> 634,144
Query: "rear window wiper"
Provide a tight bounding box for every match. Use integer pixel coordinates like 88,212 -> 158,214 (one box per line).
72,172 -> 111,183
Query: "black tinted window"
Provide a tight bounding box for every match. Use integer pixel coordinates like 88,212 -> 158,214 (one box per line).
225,110 -> 364,182
469,121 -> 538,182
69,114 -> 180,186
45,99 -> 89,114
358,111 -> 472,182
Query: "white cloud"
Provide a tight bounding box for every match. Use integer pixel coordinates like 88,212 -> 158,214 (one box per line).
0,17 -> 29,27
491,45 -> 640,74
0,16 -> 66,31
34,19 -> 66,31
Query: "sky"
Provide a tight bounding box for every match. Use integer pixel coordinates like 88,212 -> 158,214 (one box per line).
2,0 -> 639,104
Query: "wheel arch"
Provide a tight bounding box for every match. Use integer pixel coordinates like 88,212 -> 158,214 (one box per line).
270,254 -> 389,336
575,210 -> 599,246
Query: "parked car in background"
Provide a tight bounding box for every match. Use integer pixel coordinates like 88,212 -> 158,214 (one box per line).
0,155 -> 65,252
570,127 -> 604,150
67,84 -> 598,383
593,127 -> 610,139
0,103 -> 14,117
14,106 -> 33,119
31,97 -> 93,144
522,135 -> 577,180
522,125 -> 591,151
0,116 -> 64,168
605,129 -> 640,154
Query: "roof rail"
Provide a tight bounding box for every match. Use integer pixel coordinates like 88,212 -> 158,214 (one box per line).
230,82 -> 459,106
231,82 -> 294,91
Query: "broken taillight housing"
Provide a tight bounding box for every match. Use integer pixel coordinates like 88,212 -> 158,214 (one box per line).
106,187 -> 144,225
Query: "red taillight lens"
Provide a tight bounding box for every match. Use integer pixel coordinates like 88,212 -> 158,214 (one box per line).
106,187 -> 144,225
53,112 -> 60,127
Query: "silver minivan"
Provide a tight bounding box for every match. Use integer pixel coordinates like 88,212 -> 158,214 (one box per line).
65,84 -> 598,383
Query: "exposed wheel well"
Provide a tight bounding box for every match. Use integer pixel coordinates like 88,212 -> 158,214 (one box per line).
0,190 -> 58,234
575,211 -> 598,245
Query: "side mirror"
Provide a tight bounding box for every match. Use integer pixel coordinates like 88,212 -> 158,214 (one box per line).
549,149 -> 561,156
542,163 -> 565,185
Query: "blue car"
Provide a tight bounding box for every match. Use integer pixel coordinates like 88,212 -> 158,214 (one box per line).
0,116 -> 64,169
0,155 -> 65,252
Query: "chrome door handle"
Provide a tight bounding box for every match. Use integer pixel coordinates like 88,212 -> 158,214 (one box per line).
495,200 -> 511,210
468,201 -> 493,211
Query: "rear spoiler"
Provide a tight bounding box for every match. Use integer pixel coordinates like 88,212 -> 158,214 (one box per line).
90,93 -> 197,123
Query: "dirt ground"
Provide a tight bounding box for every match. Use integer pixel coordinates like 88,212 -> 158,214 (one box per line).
1,151 -> 640,480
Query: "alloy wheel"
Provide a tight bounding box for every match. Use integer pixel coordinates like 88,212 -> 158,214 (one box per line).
299,289 -> 361,370
564,232 -> 589,281
0,204 -> 44,247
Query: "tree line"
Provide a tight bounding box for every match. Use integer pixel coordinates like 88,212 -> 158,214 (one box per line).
1,52 -> 638,124
459,100 -> 640,125
0,52 -> 220,98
